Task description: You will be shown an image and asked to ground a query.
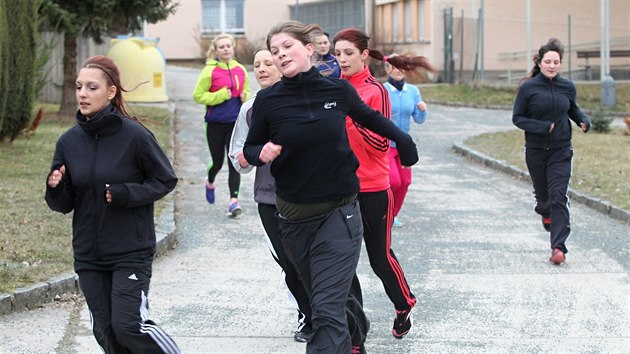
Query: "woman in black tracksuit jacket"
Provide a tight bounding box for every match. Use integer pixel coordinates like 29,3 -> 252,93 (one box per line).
512,38 -> 590,265
45,55 -> 179,353
243,21 -> 418,354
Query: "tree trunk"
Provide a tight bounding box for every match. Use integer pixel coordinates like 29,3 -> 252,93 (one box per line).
59,31 -> 77,117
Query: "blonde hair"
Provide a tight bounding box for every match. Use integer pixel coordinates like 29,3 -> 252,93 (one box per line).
206,34 -> 235,59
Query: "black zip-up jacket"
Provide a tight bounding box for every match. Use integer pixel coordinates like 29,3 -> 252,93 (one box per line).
45,105 -> 177,263
512,73 -> 590,149
243,66 -> 418,204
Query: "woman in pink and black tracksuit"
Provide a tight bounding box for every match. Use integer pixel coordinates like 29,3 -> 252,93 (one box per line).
193,34 -> 250,217
334,28 -> 434,340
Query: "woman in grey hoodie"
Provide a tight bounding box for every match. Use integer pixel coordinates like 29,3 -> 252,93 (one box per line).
228,49 -> 312,342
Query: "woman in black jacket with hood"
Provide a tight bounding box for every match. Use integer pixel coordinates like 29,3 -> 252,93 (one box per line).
512,38 -> 591,265
45,55 -> 180,353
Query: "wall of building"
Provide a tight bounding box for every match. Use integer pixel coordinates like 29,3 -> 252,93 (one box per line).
243,1 -> 291,49
144,0 -> 629,82
146,1 -> 203,60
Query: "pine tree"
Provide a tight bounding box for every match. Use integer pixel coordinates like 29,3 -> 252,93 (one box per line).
0,0 -> 38,142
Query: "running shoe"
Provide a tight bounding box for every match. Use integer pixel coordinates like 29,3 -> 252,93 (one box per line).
227,201 -> 242,218
550,248 -> 565,265
205,180 -> 215,204
392,307 -> 413,339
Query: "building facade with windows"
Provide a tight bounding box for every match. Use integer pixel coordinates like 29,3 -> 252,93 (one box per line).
147,0 -> 629,82
146,0 -> 290,61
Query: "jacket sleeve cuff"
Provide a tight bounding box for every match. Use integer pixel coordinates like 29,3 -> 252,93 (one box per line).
107,184 -> 129,207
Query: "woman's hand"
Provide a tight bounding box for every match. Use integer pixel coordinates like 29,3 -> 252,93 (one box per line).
47,165 -> 65,188
105,184 -> 112,204
417,101 -> 427,111
260,142 -> 282,164
240,91 -> 247,103
236,150 -> 249,168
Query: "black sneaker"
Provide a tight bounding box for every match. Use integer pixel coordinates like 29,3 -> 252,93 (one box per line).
392,307 -> 413,339
293,325 -> 311,343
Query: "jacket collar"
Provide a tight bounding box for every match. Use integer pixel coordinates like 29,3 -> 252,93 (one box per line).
206,58 -> 238,69
282,66 -> 321,87
76,105 -> 123,137
342,65 -> 371,85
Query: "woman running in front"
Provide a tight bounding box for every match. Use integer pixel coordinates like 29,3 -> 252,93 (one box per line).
243,21 -> 419,354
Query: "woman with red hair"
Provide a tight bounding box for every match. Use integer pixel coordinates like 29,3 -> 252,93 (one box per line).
333,28 -> 434,340
45,55 -> 180,353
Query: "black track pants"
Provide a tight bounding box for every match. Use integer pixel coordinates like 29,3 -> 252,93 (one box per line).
77,263 -> 180,354
357,189 -> 416,311
526,146 -> 573,253
278,201 -> 369,354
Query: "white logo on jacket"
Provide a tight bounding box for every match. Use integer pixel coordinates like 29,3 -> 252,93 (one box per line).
324,101 -> 337,109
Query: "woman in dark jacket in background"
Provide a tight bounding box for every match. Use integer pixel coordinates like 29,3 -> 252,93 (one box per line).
512,38 -> 591,265
45,55 -> 179,353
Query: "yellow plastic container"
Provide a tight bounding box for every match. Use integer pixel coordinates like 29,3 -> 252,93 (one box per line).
107,37 -> 168,102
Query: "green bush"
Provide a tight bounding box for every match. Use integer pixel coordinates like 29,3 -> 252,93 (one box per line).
590,107 -> 614,133
0,0 -> 9,134
0,0 -> 38,142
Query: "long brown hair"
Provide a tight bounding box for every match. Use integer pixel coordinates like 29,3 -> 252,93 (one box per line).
520,38 -> 565,84
80,55 -> 133,119
333,28 -> 435,75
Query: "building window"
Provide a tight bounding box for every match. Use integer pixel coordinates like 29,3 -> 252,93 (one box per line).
201,0 -> 244,36
404,0 -> 412,41
392,2 -> 398,42
418,0 -> 426,41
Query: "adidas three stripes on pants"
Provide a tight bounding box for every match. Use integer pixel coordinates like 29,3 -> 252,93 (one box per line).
77,260 -> 180,354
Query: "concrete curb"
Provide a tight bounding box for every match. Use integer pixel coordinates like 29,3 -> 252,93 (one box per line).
430,101 -> 630,118
0,102 -> 179,316
453,141 -> 630,224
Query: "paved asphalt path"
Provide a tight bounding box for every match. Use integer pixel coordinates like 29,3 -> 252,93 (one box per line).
1,65 -> 629,354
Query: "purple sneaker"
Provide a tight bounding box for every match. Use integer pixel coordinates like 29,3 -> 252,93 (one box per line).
205,181 -> 215,204
227,201 -> 242,218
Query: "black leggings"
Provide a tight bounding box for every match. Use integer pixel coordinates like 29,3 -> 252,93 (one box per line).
206,122 -> 240,199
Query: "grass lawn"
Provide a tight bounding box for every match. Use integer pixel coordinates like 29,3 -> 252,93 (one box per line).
464,127 -> 630,211
423,81 -> 630,212
420,82 -> 630,113
0,104 -> 173,294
